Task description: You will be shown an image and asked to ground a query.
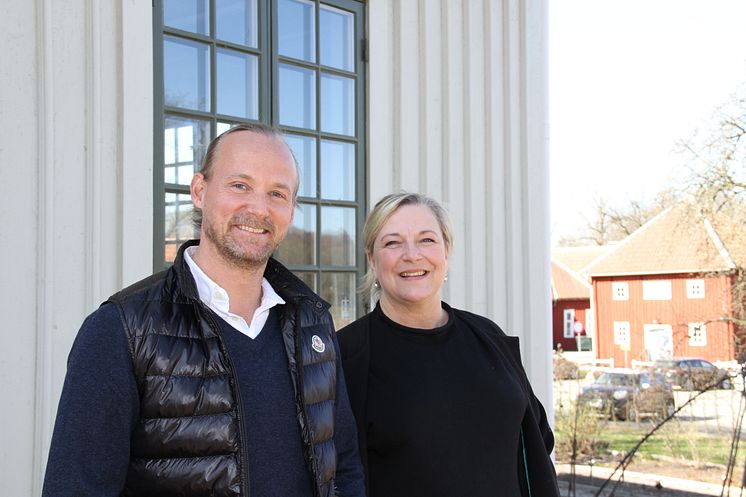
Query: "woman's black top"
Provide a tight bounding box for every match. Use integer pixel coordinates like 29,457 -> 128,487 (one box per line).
364,302 -> 527,497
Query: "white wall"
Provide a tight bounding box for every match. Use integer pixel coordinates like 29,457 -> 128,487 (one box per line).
0,0 -> 550,493
0,1 -> 153,495
367,0 -> 552,405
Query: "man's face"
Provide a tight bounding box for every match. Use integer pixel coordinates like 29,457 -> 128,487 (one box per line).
191,131 -> 297,270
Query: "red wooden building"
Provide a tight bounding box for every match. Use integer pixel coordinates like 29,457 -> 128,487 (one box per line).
551,246 -> 608,351
586,205 -> 746,367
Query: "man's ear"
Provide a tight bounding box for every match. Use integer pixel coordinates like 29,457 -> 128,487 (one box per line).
191,172 -> 206,209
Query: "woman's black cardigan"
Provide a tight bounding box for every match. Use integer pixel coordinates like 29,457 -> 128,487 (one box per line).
337,306 -> 561,497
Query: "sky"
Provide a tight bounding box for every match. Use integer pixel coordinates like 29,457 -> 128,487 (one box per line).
549,0 -> 746,245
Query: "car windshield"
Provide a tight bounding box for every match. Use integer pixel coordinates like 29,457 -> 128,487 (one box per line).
595,373 -> 634,386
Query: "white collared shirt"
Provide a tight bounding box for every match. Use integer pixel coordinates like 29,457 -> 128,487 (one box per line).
184,246 -> 285,339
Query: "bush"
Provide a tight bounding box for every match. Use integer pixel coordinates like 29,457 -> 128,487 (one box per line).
554,402 -> 608,463
553,354 -> 580,380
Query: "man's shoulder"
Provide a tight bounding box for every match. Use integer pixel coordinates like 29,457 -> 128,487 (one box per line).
69,302 -> 130,361
107,269 -> 171,305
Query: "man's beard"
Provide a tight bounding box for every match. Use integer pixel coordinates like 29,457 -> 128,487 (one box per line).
203,212 -> 281,270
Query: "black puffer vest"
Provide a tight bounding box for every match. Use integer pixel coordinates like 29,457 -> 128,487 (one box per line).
107,241 -> 338,497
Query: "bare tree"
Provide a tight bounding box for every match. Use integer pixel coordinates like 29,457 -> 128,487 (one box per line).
678,83 -> 746,355
558,189 -> 678,247
680,83 -> 746,214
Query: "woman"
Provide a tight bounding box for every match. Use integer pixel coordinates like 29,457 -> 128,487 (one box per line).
338,192 -> 559,497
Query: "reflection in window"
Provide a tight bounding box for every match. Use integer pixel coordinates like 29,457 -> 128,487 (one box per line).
164,0 -> 209,35
217,121 -> 233,135
285,134 -> 317,198
157,0 -> 365,323
276,204 -> 317,265
278,0 -> 315,62
280,64 -> 316,129
320,4 -> 354,71
321,206 -> 356,266
164,36 -> 210,111
164,117 -> 210,187
216,0 -> 258,47
165,193 -> 197,262
295,271 -> 317,293
320,140 -> 355,200
320,74 -> 355,136
217,49 -> 259,119
320,272 -> 356,328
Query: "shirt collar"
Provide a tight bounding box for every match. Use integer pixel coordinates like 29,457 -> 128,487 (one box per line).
184,245 -> 286,314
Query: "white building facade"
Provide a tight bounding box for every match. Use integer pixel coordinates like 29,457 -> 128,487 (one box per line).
0,1 -> 550,494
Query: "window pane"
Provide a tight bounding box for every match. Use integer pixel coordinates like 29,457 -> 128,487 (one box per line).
278,0 -> 315,62
164,36 -> 210,111
320,5 -> 354,71
164,116 -> 211,185
320,73 -> 354,136
216,0 -> 258,47
295,271 -> 317,293
217,121 -> 233,135
279,64 -> 316,129
285,134 -> 317,198
321,206 -> 355,266
320,140 -> 354,201
217,49 -> 259,119
320,272 -> 356,329
164,0 -> 209,35
275,203 -> 317,265
165,193 -> 198,263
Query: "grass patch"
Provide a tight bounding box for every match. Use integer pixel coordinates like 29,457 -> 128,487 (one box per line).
555,417 -> 740,467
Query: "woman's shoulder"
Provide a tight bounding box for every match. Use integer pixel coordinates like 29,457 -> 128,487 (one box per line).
336,314 -> 371,359
450,305 -> 508,338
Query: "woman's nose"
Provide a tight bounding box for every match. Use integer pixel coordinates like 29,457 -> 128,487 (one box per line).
402,241 -> 422,260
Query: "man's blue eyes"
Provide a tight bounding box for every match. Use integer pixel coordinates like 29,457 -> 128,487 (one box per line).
229,184 -> 287,199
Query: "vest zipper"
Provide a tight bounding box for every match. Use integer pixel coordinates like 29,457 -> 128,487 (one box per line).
196,302 -> 252,497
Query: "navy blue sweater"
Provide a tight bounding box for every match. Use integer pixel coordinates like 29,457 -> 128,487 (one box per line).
42,303 -> 365,497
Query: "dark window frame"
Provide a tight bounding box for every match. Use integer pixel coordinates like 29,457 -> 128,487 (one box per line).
153,0 -> 368,321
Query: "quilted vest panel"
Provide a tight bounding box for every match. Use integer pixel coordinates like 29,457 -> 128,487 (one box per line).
108,252 -> 340,497
110,284 -> 242,497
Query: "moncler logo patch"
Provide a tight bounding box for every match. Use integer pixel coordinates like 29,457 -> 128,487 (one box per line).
311,335 -> 325,353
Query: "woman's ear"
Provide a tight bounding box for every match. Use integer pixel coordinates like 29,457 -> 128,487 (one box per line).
366,251 -> 376,273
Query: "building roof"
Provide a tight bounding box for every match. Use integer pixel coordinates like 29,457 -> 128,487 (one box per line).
551,259 -> 592,301
552,245 -> 610,274
586,203 -> 746,277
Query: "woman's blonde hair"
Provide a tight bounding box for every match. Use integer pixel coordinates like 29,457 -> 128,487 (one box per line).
360,192 -> 454,300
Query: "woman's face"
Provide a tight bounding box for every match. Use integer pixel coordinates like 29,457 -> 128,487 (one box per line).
369,204 -> 448,309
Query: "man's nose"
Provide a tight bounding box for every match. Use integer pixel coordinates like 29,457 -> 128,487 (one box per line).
244,192 -> 270,217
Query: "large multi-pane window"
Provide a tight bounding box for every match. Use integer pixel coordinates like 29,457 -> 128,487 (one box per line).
154,0 -> 366,328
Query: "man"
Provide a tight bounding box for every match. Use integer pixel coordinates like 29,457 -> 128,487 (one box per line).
42,124 -> 366,497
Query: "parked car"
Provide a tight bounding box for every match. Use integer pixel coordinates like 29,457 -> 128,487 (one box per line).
653,357 -> 733,391
577,369 -> 675,421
